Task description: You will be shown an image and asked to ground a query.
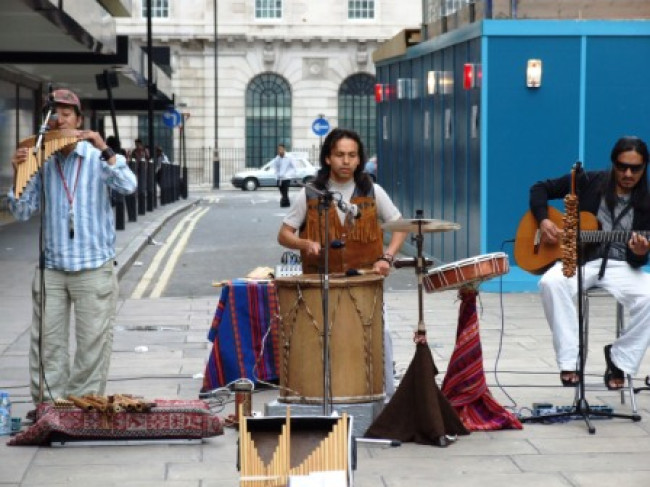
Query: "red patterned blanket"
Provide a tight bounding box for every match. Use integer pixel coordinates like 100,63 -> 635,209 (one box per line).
8,399 -> 224,446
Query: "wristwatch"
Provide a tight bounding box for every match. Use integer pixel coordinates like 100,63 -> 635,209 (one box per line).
100,147 -> 116,161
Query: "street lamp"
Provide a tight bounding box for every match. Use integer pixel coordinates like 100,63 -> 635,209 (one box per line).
213,0 -> 220,189
146,0 -> 156,210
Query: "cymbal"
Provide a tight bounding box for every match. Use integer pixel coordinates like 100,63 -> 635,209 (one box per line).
382,218 -> 460,233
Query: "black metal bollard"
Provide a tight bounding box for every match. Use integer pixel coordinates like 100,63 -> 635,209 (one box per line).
146,159 -> 154,212
181,166 -> 188,199
114,194 -> 125,230
137,159 -> 147,215
161,163 -> 170,205
125,160 -> 138,222
172,165 -> 179,201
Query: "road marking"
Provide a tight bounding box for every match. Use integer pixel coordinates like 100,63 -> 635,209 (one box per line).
130,207 -> 205,299
149,206 -> 209,298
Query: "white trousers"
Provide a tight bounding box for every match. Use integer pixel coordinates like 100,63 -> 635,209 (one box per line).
30,260 -> 118,404
539,259 -> 650,374
383,302 -> 395,398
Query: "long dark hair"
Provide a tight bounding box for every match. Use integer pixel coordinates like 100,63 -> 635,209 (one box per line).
314,128 -> 373,194
603,136 -> 650,211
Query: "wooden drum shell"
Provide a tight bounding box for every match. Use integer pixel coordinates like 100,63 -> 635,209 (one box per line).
275,274 -> 384,404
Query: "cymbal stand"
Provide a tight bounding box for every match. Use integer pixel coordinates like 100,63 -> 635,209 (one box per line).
390,210 -> 434,339
413,210 -> 429,339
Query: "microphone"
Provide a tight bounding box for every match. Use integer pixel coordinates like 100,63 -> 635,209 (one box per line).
301,182 -> 327,198
47,83 -> 55,111
301,182 -> 361,218
337,199 -> 361,219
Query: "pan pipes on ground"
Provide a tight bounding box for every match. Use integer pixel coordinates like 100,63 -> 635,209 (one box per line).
239,408 -> 349,486
14,130 -> 79,199
66,394 -> 154,414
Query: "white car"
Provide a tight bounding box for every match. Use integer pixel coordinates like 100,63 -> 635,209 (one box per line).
231,153 -> 318,191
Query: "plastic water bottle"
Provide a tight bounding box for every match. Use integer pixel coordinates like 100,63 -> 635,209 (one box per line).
0,391 -> 11,436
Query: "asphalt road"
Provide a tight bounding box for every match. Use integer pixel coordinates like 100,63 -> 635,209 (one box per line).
119,188 -> 419,299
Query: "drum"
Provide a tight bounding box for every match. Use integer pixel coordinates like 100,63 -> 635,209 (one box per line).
274,274 -> 384,403
423,252 -> 509,293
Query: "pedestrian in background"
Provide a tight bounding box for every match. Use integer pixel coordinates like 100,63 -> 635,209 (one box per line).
271,143 -> 297,208
155,145 -> 170,188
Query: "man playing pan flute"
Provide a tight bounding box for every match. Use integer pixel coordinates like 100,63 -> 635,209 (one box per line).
7,88 -> 137,404
529,136 -> 650,390
277,128 -> 408,397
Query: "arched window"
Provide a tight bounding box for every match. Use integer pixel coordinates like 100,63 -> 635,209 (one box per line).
338,73 -> 376,158
246,73 -> 292,167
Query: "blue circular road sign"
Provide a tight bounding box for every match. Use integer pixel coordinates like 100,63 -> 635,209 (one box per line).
162,109 -> 182,128
312,117 -> 330,137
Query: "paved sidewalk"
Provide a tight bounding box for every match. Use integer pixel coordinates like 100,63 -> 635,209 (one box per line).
1,191 -> 650,486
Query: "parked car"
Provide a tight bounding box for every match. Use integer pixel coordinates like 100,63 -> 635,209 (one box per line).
231,153 -> 318,191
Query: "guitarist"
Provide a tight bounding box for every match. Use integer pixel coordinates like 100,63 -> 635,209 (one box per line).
530,136 -> 650,390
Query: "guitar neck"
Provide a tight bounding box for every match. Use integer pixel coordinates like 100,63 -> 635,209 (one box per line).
581,230 -> 650,243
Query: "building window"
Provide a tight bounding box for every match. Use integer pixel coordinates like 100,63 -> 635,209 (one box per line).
338,73 -> 377,158
142,0 -> 169,18
348,1 -> 375,19
246,73 -> 292,168
255,0 -> 282,19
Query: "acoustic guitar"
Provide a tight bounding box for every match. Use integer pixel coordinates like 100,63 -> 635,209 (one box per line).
513,206 -> 647,275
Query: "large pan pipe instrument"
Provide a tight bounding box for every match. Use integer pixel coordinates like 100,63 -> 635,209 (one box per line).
14,129 -> 80,199
239,408 -> 350,486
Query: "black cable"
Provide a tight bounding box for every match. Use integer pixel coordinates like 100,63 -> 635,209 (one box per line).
492,238 -> 519,413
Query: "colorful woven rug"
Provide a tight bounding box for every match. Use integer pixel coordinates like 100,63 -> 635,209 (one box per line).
202,280 -> 280,391
8,399 -> 224,446
441,287 -> 522,431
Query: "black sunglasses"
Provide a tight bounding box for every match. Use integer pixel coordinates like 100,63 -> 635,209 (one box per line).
614,161 -> 646,174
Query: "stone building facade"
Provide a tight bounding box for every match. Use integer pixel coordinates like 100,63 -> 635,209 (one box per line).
116,1 -> 421,172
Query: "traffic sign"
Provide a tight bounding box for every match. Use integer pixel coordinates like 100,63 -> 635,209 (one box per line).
162,109 -> 182,128
312,117 -> 330,137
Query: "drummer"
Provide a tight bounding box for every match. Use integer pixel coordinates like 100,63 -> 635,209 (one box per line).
277,127 -> 408,396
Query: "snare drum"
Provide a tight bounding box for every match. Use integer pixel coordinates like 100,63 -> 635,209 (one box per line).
274,274 -> 384,403
423,252 -> 509,293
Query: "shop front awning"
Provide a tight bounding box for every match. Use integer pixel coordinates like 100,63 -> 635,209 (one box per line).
0,0 -> 172,110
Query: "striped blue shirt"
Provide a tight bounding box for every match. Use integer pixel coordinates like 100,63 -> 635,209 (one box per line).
7,140 -> 137,271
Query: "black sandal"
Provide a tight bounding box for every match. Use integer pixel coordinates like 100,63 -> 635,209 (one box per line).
560,371 -> 579,387
604,344 -> 625,390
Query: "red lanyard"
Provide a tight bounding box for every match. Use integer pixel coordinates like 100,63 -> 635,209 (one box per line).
55,155 -> 82,208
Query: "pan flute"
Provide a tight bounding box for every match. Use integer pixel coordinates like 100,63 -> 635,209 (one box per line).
14,129 -> 79,199
239,408 -> 350,486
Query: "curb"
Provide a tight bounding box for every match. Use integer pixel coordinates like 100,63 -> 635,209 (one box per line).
115,198 -> 200,280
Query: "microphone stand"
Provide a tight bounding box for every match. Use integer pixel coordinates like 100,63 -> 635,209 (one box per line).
521,162 -> 641,432
301,182 -> 359,415
33,87 -> 56,404
317,189 -> 334,415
